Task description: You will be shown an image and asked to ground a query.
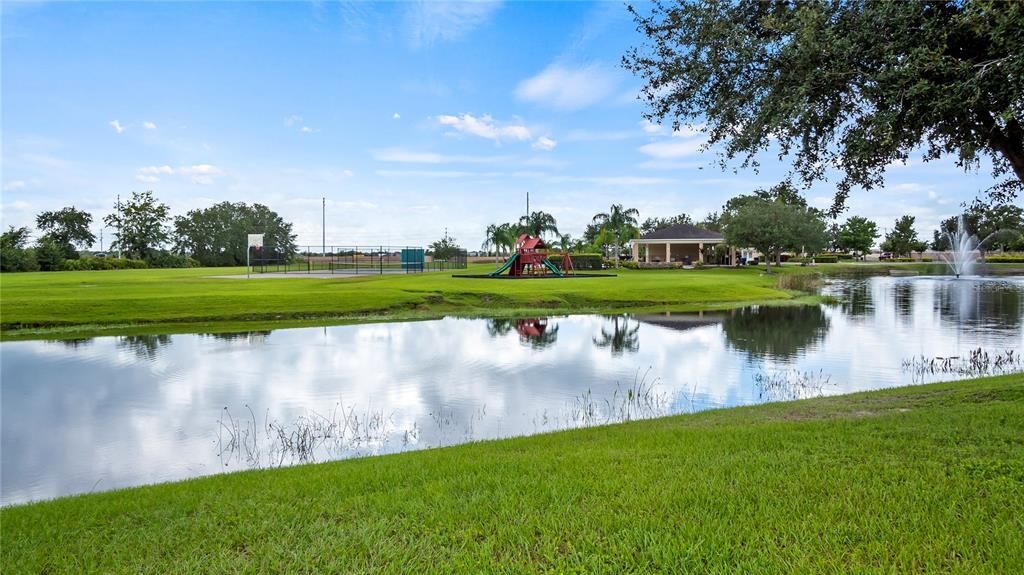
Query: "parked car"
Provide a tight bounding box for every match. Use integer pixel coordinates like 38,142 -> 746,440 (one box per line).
879,252 -> 893,260
92,251 -> 108,258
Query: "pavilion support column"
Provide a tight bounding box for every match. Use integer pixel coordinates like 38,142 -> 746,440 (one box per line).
665,242 -> 671,263
698,242 -> 704,264
644,243 -> 650,263
631,242 -> 639,262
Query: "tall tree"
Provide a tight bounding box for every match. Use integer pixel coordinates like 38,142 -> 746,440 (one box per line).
174,202 -> 297,266
625,0 -> 1024,212
35,206 -> 95,259
518,211 -> 559,238
640,213 -> 693,234
721,197 -> 826,273
699,211 -> 722,232
836,216 -> 880,258
104,191 -> 170,260
881,215 -> 927,257
932,189 -> 1024,252
593,204 -> 640,267
429,235 -> 462,260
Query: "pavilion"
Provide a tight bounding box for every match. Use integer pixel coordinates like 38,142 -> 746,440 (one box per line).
630,223 -> 733,265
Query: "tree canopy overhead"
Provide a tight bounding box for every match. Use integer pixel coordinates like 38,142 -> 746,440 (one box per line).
625,0 -> 1024,212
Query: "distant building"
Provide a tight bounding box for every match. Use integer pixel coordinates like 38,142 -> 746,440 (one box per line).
631,223 -> 732,265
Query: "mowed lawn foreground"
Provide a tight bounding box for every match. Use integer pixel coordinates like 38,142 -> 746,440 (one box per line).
0,265 -> 800,338
3,375 -> 1022,573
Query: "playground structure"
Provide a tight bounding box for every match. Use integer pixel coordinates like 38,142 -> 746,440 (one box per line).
489,235 -> 573,278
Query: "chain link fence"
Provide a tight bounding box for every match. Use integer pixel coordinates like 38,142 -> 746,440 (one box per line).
250,246 -> 467,275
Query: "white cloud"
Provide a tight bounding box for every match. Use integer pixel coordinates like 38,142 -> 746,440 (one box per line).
406,1 -> 502,48
284,115 -> 303,127
640,119 -> 662,134
109,120 -> 125,134
2,180 -> 27,191
372,147 -> 510,164
143,121 -> 157,130
393,112 -> 401,120
136,164 -> 223,185
343,169 -> 354,177
637,127 -> 708,160
301,126 -> 314,133
437,113 -> 531,142
515,63 -> 618,110
138,165 -> 175,175
638,139 -> 705,160
532,137 -> 557,151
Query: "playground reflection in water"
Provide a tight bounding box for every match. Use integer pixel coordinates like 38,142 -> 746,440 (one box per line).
2,275 -> 1024,504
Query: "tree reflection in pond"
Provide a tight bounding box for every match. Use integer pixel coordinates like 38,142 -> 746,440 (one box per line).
593,315 -> 640,355
117,335 -> 172,359
722,306 -> 830,361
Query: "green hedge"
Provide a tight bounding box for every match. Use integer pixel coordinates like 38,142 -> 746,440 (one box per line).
985,255 -> 1024,263
791,255 -> 838,263
60,257 -> 148,271
820,252 -> 855,260
555,253 -> 603,271
147,252 -> 202,268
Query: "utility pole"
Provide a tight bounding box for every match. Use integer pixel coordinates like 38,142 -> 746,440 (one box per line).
99,228 -> 104,252
322,196 -> 326,258
526,191 -> 530,219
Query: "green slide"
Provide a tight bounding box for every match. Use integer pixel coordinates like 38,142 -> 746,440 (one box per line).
542,258 -> 564,277
488,253 -> 519,277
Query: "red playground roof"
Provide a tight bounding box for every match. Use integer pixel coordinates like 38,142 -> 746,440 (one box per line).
518,234 -> 547,250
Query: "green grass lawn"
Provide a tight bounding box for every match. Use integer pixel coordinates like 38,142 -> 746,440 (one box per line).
2,374 -> 1021,573
0,264 -> 815,340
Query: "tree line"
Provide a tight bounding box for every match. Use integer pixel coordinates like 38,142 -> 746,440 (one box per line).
478,185 -> 1023,274
1,190 -> 297,272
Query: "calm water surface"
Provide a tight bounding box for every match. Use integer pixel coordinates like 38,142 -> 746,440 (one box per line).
3,275 -> 1023,505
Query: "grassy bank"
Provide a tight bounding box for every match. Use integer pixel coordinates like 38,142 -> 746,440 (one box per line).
0,264 -> 811,340
3,374 -> 1022,573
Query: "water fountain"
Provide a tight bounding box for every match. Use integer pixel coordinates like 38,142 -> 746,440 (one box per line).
940,215 -> 979,278
939,216 -> 1014,278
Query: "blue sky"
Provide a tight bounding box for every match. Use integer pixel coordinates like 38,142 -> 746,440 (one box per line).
1,1 -> 1001,250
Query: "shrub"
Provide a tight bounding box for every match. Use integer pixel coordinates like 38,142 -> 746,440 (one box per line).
820,252 -> 854,260
619,260 -> 639,270
791,255 -> 838,264
35,238 -> 66,271
146,251 -> 201,268
0,247 -> 39,272
555,253 -> 603,271
985,255 -> 1024,263
60,257 -> 148,271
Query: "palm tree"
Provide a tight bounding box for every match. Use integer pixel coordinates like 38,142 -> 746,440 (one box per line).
496,222 -> 518,255
592,204 -> 640,268
592,315 -> 640,355
519,211 -> 559,238
554,233 -> 574,253
481,224 -> 505,263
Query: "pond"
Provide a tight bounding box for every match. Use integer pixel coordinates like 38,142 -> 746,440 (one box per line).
3,275 -> 1023,505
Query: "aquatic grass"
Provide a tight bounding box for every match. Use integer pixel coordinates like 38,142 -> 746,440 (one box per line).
3,374 -> 1022,573
902,348 -> 1024,381
754,369 -> 834,402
